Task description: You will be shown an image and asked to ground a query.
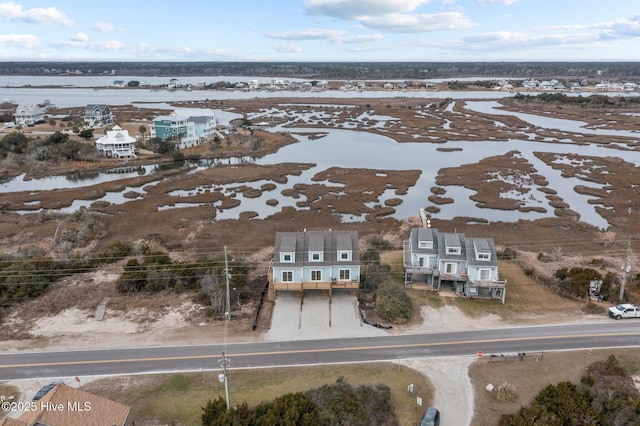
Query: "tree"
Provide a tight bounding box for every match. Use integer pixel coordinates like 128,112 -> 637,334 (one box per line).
78,128 -> 94,140
201,396 -> 233,426
47,131 -> 69,144
500,355 -> 640,426
254,392 -> 319,426
138,125 -> 147,140
146,136 -> 177,154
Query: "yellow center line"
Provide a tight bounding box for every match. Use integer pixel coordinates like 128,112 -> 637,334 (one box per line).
2,331 -> 639,369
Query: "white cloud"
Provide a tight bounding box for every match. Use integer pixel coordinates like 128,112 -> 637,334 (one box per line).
303,0 -> 473,33
0,2 -> 73,26
360,11 -> 473,32
70,32 -> 89,43
267,29 -> 346,40
304,0 -> 431,19
478,0 -> 518,4
92,40 -> 127,51
92,21 -> 117,32
266,28 -> 383,43
273,42 -> 302,53
0,33 -> 41,48
341,33 -> 384,43
460,30 -> 600,53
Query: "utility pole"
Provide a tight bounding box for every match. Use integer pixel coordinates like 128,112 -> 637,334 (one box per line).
224,245 -> 231,322
218,352 -> 230,410
219,245 -> 231,410
619,239 -> 632,302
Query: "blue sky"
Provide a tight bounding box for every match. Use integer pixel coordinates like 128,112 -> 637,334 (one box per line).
1,0 -> 639,61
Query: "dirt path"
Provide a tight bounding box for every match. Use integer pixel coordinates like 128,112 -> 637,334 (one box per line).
399,357 -> 475,426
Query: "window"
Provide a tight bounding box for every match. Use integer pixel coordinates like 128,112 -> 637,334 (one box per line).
309,252 -> 322,262
444,262 -> 457,274
282,271 -> 293,282
477,253 -> 491,261
446,247 -> 461,255
339,251 -> 351,261
418,257 -> 425,267
418,241 -> 433,249
282,253 -> 294,263
479,269 -> 491,280
339,269 -> 350,280
311,270 -> 322,281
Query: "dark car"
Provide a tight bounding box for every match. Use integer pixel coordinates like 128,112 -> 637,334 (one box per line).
420,407 -> 440,426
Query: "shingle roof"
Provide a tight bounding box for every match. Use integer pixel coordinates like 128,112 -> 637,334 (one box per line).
274,230 -> 359,266
0,417 -> 28,426
17,383 -> 130,426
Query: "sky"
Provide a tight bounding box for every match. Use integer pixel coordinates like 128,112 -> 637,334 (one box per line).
0,0 -> 639,62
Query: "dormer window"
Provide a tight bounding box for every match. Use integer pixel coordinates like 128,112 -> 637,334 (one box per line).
418,241 -> 433,249
281,252 -> 294,263
477,252 -> 491,261
446,247 -> 461,255
338,250 -> 351,261
309,251 -> 323,262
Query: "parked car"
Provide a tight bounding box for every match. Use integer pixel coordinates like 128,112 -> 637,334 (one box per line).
420,407 -> 440,426
608,304 -> 640,319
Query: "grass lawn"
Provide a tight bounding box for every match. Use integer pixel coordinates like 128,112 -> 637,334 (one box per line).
83,363 -> 434,426
469,348 -> 640,426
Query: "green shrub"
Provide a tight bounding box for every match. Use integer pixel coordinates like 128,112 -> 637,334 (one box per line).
375,287 -> 412,324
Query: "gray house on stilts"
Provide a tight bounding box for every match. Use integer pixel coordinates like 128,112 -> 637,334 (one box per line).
403,227 -> 507,303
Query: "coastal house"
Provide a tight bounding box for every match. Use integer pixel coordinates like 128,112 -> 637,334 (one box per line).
403,227 -> 506,303
6,383 -> 130,426
152,110 -> 216,149
95,125 -> 137,158
268,230 -> 360,302
83,104 -> 113,127
13,103 -> 46,126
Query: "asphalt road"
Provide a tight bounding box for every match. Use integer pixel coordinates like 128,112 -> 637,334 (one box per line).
2,321 -> 639,381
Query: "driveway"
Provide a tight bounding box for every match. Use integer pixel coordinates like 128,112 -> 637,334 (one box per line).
266,292 -> 475,426
265,290 -> 388,341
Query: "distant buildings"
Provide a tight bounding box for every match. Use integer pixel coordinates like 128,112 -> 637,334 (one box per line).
83,104 -> 113,127
13,103 -> 46,126
151,110 -> 217,149
95,125 -> 137,158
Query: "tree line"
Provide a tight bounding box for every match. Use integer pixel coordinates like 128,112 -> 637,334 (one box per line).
1,61 -> 639,80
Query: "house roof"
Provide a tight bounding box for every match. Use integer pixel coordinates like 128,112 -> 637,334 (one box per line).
465,237 -> 498,267
14,104 -> 45,115
0,417 -> 28,426
85,104 -> 111,114
95,125 -> 136,145
17,383 -> 129,426
274,230 -> 359,266
410,227 -> 439,254
437,232 -> 466,260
